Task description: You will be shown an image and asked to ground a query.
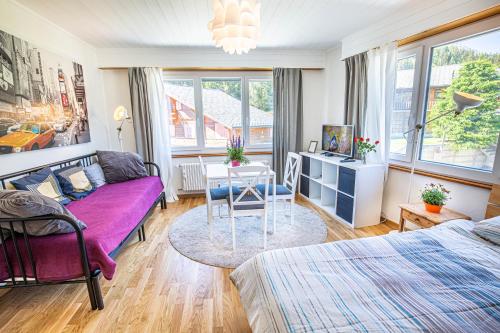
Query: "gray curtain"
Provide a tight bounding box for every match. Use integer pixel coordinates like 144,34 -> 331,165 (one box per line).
272,68 -> 303,183
344,52 -> 368,138
128,68 -> 154,162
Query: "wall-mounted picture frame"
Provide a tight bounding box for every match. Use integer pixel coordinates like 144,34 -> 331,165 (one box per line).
0,28 -> 91,155
308,140 -> 318,153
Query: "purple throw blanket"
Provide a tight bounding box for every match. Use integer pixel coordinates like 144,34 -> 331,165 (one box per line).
0,176 -> 163,282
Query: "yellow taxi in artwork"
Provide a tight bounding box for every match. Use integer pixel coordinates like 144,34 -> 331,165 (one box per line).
0,122 -> 55,154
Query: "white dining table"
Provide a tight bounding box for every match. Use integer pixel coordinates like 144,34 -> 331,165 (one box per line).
206,162 -> 277,233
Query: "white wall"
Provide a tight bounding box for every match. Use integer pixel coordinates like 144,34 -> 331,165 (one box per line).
366,141 -> 491,223
302,70 -> 325,150
101,70 -> 136,152
97,47 -> 326,69
323,46 -> 345,125
0,0 -> 109,175
383,170 -> 490,223
341,0 -> 498,58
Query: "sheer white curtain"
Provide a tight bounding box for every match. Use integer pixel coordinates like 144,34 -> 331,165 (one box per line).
364,42 -> 397,167
144,68 -> 178,202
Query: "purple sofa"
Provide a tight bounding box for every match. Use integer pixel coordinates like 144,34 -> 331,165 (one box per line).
0,153 -> 166,310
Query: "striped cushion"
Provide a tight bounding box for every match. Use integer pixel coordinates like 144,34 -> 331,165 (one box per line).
473,216 -> 500,245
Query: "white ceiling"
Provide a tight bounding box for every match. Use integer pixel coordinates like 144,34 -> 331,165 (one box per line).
17,0 -> 417,49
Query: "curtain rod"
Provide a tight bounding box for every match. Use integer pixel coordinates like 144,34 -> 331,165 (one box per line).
397,4 -> 499,46
98,67 -> 323,71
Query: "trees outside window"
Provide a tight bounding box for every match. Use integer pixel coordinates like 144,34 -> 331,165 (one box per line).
421,30 -> 499,171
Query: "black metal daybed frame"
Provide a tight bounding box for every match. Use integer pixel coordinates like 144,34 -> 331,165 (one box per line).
0,153 -> 167,310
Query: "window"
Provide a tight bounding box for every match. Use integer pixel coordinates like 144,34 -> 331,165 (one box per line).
202,78 -> 242,147
389,18 -> 500,182
164,72 -> 273,151
420,30 -> 499,172
249,79 -> 273,145
390,49 -> 422,161
164,79 -> 197,147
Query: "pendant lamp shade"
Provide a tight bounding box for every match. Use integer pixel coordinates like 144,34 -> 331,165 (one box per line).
208,0 -> 261,55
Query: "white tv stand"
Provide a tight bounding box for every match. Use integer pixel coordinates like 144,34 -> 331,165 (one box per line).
299,152 -> 385,228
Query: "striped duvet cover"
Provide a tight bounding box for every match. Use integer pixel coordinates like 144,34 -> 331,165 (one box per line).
230,220 -> 500,332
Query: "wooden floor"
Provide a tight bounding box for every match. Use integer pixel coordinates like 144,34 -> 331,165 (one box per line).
0,196 -> 396,333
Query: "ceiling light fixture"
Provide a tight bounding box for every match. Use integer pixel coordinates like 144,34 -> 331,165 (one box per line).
208,0 -> 261,55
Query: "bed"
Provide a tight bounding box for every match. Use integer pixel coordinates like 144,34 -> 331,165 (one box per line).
230,220 -> 500,332
0,153 -> 166,310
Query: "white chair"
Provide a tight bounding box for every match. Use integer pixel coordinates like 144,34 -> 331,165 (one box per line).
227,165 -> 270,251
256,152 -> 302,225
199,156 -> 241,239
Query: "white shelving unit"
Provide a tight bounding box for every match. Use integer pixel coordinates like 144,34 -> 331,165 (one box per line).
299,152 -> 385,228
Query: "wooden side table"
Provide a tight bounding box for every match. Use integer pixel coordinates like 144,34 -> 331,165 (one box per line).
398,203 -> 471,232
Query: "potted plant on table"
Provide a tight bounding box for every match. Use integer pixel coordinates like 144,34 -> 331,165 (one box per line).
420,183 -> 450,213
354,137 -> 380,164
225,135 -> 249,167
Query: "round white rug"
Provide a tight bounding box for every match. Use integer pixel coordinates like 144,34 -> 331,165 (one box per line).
168,203 -> 327,268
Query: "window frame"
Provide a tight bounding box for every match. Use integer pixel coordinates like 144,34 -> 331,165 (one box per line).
163,71 -> 273,153
389,17 -> 500,184
164,78 -> 199,149
390,46 -> 423,162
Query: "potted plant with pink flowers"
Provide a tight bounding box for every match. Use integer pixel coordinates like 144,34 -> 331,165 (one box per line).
225,135 -> 249,167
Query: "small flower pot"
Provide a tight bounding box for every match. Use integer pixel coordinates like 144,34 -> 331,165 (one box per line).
424,202 -> 442,214
231,160 -> 241,167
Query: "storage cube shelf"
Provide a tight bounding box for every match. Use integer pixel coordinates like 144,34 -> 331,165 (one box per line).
299,152 -> 385,228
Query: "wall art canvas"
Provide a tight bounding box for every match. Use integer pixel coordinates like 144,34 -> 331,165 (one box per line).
0,29 -> 90,155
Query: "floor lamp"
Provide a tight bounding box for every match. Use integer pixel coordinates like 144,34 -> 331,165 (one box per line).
404,91 -> 483,203
113,105 -> 130,152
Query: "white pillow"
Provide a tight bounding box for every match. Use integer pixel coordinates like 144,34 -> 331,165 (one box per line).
84,163 -> 106,188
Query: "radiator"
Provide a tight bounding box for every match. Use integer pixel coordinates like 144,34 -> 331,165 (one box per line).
180,163 -> 204,191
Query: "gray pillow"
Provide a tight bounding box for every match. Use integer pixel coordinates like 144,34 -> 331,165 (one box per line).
0,190 -> 87,236
84,163 -> 106,188
97,150 -> 148,184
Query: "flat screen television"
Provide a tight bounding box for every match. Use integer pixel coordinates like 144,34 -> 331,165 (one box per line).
321,125 -> 354,158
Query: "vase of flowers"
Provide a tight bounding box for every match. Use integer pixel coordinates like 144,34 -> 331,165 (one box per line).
354,137 -> 380,164
420,183 -> 450,213
225,135 -> 249,167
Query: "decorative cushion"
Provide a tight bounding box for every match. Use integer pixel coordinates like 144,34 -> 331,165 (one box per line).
54,165 -> 95,200
84,163 -> 106,188
210,186 -> 241,200
472,216 -> 500,245
256,184 -> 292,196
0,190 -> 87,236
10,168 -> 71,205
97,150 -> 148,184
227,193 -> 265,210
